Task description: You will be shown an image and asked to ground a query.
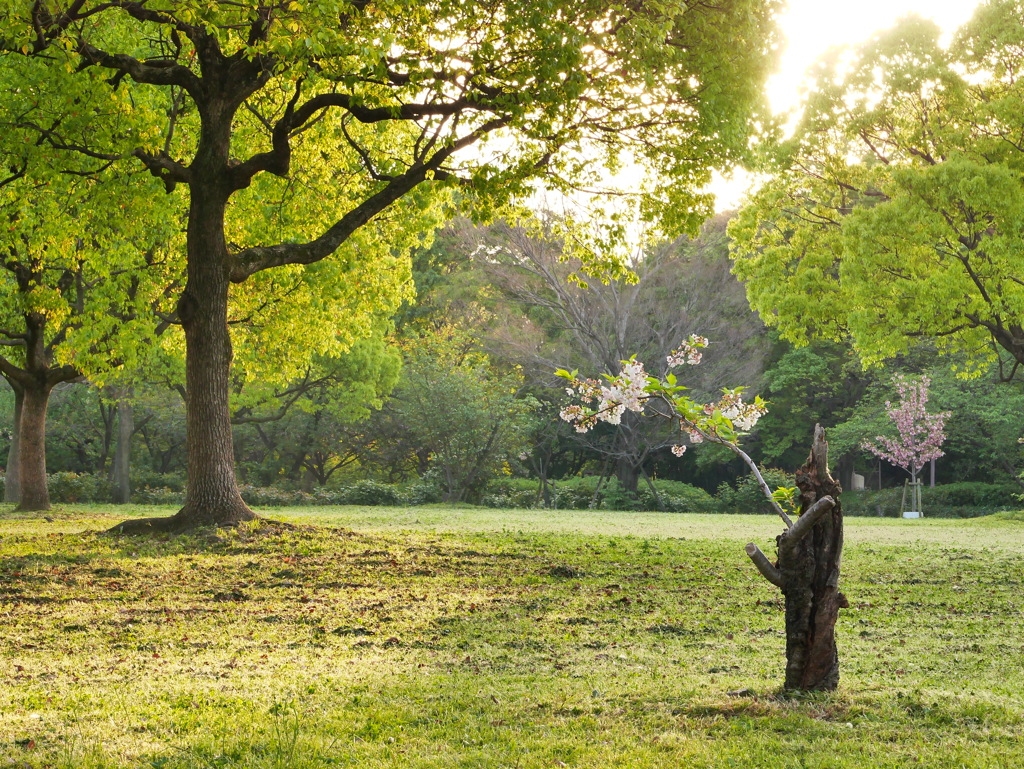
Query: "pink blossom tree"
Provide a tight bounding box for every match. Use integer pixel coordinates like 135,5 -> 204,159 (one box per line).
862,375 -> 951,498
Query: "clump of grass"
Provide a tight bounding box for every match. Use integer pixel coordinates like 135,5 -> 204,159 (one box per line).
1,506 -> 1022,767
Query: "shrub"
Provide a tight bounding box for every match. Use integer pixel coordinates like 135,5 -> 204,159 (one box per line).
600,479 -> 644,511
479,479 -> 540,509
133,486 -> 185,505
335,480 -> 405,506
842,482 -> 1019,518
715,468 -> 795,516
499,476 -> 718,513
47,472 -> 113,504
238,485 -> 313,507
552,477 -> 601,510
926,481 -> 1019,509
130,469 -> 186,493
402,473 -> 445,506
639,482 -> 716,513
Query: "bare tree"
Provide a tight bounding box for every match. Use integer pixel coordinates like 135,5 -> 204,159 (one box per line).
477,213 -> 768,496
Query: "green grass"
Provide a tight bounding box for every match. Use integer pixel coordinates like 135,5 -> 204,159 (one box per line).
1,504 -> 1023,768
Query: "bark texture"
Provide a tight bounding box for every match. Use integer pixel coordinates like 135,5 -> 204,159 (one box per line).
16,384 -> 52,511
778,424 -> 845,692
4,382 -> 23,504
111,395 -> 133,504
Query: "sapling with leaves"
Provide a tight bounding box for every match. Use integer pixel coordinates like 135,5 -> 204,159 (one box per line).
558,336 -> 847,691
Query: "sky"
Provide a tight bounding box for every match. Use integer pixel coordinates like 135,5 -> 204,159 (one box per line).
710,0 -> 986,209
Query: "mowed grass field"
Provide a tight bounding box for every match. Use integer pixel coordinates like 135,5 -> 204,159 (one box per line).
1,504 -> 1023,768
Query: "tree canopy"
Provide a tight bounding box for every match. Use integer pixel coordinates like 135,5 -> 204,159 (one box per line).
730,1 -> 1024,376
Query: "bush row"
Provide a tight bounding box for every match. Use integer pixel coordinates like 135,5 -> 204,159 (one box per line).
840,481 -> 1021,518
4,471 -> 1019,517
480,476 -> 718,513
135,479 -> 441,508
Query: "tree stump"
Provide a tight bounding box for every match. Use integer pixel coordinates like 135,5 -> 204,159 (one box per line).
745,424 -> 847,692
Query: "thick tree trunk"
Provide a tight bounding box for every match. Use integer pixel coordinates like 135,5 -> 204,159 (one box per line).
779,425 -> 845,692
111,394 -> 133,504
4,382 -> 23,504
16,384 -> 52,512
109,181 -> 256,533
174,268 -> 255,526
171,183 -> 255,528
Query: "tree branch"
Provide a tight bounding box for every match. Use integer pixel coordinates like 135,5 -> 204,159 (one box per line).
745,542 -> 783,587
228,118 -> 505,281
132,148 -> 191,192
0,161 -> 28,190
780,495 -> 835,549
289,91 -> 492,131
228,77 -> 304,189
75,39 -> 202,97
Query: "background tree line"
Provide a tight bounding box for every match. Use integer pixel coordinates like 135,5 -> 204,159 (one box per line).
4,212 -> 1020,513
2,1 -> 1023,521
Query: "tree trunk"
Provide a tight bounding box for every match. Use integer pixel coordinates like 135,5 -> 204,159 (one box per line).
615,457 -> 640,496
111,394 -> 133,504
109,182 -> 256,533
16,384 -> 52,512
778,425 -> 845,692
642,470 -> 663,511
173,183 -> 256,528
4,382 -> 23,504
97,394 -> 116,473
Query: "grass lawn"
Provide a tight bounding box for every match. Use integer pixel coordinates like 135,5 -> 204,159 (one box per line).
1,504 -> 1022,768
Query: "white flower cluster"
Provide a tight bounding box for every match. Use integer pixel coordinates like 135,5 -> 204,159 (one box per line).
682,426 -> 704,444
705,391 -> 767,432
560,377 -> 602,431
560,360 -> 649,433
666,334 -> 709,368
596,359 -> 647,425
559,403 -> 593,432
670,444 -> 687,456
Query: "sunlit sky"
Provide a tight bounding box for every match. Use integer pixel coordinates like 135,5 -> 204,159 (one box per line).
710,0 -> 986,210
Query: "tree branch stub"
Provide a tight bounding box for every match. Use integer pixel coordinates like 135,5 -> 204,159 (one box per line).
780,495 -> 835,551
745,542 -> 783,588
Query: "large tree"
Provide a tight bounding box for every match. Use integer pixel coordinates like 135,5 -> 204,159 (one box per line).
7,0 -> 780,530
0,50 -> 178,510
731,2 -> 1024,375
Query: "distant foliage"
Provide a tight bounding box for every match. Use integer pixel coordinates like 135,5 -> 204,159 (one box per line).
638,482 -> 717,514
480,476 -> 715,513
46,472 -> 113,504
334,481 -> 405,507
842,482 -> 1020,518
715,468 -> 796,516
133,486 -> 186,506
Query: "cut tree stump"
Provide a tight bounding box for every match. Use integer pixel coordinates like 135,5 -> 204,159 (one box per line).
746,424 -> 847,692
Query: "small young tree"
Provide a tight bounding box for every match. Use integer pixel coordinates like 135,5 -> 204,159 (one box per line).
559,336 -> 847,692
862,374 -> 950,512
